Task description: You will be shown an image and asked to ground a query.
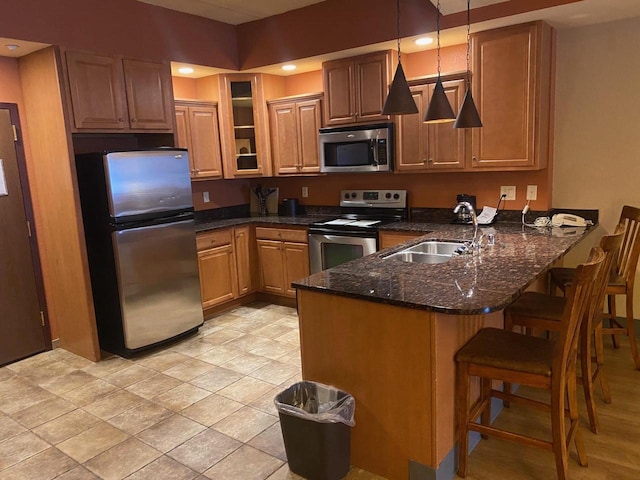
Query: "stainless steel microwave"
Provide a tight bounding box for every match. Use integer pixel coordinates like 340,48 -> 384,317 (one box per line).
318,122 -> 393,173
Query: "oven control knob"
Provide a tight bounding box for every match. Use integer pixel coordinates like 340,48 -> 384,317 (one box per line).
351,192 -> 357,198
344,193 -> 350,200
385,192 -> 391,199
393,193 -> 400,200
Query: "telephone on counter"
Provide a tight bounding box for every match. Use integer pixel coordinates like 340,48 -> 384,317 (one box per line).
551,213 -> 591,227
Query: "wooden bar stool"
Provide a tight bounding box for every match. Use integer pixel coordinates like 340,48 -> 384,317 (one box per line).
550,205 -> 640,370
503,226 -> 624,433
456,247 -> 604,480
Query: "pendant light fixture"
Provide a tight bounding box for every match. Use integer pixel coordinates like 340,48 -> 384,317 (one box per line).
454,0 -> 483,128
424,0 -> 455,123
382,0 -> 418,115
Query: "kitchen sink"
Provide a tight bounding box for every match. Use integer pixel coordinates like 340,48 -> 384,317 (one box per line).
402,240 -> 467,256
384,240 -> 468,264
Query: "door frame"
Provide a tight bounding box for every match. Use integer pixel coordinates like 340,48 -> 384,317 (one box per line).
1,102 -> 52,350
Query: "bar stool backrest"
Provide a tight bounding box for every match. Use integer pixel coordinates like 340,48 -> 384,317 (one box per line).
617,206 -> 640,289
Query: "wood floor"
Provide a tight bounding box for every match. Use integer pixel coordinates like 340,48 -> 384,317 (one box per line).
458,335 -> 640,480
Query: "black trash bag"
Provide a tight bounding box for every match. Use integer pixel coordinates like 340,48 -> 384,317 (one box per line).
274,381 -> 355,426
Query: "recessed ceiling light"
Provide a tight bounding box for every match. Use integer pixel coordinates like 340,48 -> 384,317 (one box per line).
5,44 -> 19,51
178,67 -> 194,74
282,64 -> 297,71
415,37 -> 434,46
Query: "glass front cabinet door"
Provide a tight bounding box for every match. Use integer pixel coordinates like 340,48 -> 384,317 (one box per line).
219,74 -> 277,178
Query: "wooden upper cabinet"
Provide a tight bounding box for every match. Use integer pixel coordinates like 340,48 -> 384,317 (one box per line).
174,100 -> 223,180
268,93 -> 323,175
65,51 -> 128,130
65,51 -> 174,133
470,21 -> 553,170
396,76 -> 467,172
218,73 -> 284,179
122,59 -> 174,130
323,51 -> 391,126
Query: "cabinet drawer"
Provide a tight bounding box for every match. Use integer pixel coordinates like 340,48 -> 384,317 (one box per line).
196,229 -> 233,251
256,227 -> 308,243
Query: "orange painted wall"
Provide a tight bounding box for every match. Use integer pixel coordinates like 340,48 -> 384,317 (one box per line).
404,44 -> 468,79
252,170 -> 549,212
172,77 -> 198,100
284,71 -> 323,97
191,179 -> 251,211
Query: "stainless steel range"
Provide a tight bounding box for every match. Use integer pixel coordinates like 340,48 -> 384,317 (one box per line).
308,189 -> 408,273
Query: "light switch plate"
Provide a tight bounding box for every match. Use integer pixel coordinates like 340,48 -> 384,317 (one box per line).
203,191 -> 210,203
526,185 -> 538,201
302,186 -> 309,198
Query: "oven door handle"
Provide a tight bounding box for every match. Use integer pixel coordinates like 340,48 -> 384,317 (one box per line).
308,228 -> 379,239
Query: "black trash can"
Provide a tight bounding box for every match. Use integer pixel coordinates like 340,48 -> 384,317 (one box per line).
275,381 -> 355,480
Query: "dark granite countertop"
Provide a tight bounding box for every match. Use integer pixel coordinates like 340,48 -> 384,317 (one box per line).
195,215 -> 328,233
293,223 -> 597,315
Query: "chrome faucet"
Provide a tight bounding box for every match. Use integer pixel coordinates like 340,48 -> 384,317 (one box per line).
453,201 -> 481,253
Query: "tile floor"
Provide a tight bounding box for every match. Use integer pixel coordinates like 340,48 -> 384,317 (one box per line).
0,302 -> 383,480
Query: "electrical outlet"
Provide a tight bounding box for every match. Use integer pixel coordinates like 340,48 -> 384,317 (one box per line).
500,186 -> 516,201
203,191 -> 210,203
526,185 -> 538,201
302,186 -> 309,198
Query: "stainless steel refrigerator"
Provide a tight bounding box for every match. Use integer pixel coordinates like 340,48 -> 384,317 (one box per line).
76,148 -> 203,356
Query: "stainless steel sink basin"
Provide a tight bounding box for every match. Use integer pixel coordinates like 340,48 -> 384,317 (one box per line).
403,240 -> 467,255
385,251 -> 454,264
384,240 -> 467,264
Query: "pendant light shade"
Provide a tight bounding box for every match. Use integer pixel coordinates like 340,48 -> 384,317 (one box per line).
454,0 -> 483,128
424,78 -> 455,123
454,89 -> 482,128
424,0 -> 455,124
382,62 -> 418,115
382,0 -> 418,115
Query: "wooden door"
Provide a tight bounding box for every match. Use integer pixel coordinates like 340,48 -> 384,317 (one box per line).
471,23 -> 540,169
269,101 -> 300,175
174,104 -> 194,174
234,226 -> 253,296
0,105 -> 49,365
197,244 -> 237,309
65,51 -> 128,130
283,242 -> 309,297
396,86 -> 429,172
428,79 -> 466,170
297,98 -> 322,173
122,58 -> 173,130
257,239 -> 285,294
355,51 -> 390,123
323,58 -> 356,125
189,104 -> 223,179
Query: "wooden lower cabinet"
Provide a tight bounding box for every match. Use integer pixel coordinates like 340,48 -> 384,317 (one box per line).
256,239 -> 285,295
196,227 -> 254,310
256,227 -> 309,298
379,231 -> 423,250
198,243 -> 237,309
234,226 -> 254,296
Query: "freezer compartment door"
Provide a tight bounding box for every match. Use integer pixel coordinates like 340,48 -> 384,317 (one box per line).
112,219 -> 203,349
104,150 -> 193,218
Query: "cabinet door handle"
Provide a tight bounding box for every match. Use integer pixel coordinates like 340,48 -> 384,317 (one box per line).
118,118 -> 125,123
428,158 -> 433,163
131,118 -> 137,123
472,156 -> 477,162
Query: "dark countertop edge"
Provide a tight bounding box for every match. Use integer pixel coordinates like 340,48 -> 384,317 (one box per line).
195,215 -> 329,233
292,282 -> 513,315
292,225 -> 599,315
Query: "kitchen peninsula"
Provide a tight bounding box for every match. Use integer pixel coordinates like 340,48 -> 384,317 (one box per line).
292,222 -> 596,480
